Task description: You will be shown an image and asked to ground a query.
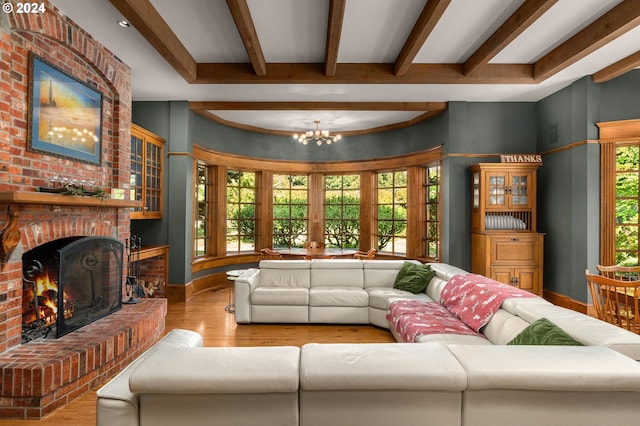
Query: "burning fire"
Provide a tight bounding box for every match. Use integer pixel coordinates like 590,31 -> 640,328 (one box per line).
35,271 -> 74,324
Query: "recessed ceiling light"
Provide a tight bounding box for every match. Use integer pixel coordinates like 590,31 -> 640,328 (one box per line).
117,20 -> 130,28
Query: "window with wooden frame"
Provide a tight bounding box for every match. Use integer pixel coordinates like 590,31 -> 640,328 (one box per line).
377,170 -> 407,255
273,174 -> 308,249
191,146 -> 442,266
226,170 -> 256,253
324,174 -> 360,248
424,162 -> 441,261
599,119 -> 640,266
194,163 -> 210,259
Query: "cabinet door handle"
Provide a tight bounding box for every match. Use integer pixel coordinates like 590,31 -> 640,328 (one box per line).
511,237 -> 520,242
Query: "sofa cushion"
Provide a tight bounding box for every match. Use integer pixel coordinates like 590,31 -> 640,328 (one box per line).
310,259 -> 363,288
129,346 -> 300,394
425,276 -> 449,301
300,342 -> 467,391
448,344 -> 640,391
482,309 -> 531,345
259,260 -> 311,288
508,318 -> 583,346
363,259 -> 421,288
367,287 -> 431,310
415,333 -> 492,345
428,263 -> 469,281
251,287 -> 309,305
309,287 -> 369,307
393,263 -> 435,294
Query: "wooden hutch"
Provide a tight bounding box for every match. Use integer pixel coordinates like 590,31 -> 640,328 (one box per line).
470,162 -> 544,296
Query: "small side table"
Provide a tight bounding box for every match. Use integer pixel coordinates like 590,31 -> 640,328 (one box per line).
225,270 -> 247,314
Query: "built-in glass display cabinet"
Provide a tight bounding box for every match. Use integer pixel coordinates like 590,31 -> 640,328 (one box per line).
470,163 -> 544,296
130,124 -> 165,219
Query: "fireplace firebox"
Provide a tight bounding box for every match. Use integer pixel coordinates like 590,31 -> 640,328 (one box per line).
21,236 -> 124,343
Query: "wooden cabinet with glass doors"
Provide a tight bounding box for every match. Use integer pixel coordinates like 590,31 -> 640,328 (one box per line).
130,124 -> 165,219
470,163 -> 544,296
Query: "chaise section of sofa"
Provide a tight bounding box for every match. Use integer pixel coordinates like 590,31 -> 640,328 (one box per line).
448,344 -> 640,426
96,329 -> 203,426
127,346 -> 301,426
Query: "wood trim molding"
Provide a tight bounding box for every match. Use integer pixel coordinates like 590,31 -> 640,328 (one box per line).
600,141 -> 616,266
597,118 -> 640,266
192,145 -> 442,172
597,118 -> 640,140
190,103 -> 447,137
0,191 -> 141,208
543,289 -> 588,314
538,140 -> 596,157
189,101 -> 447,111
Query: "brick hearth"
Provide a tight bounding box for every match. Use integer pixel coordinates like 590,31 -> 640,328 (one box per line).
0,298 -> 166,419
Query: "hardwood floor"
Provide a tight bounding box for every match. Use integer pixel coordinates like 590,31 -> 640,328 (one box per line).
0,289 -> 394,425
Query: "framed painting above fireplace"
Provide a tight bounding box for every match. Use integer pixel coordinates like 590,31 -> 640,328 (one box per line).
27,53 -> 103,164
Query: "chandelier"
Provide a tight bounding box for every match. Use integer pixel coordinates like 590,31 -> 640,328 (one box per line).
293,120 -> 342,146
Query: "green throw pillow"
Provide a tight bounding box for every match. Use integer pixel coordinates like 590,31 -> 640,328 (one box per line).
508,318 -> 583,346
393,263 -> 435,294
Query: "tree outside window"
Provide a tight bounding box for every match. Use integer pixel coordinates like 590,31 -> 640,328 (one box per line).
377,170 -> 407,254
425,163 -> 441,260
273,174 -> 308,248
227,170 -> 256,253
324,174 -> 360,248
615,145 -> 640,266
194,163 -> 208,258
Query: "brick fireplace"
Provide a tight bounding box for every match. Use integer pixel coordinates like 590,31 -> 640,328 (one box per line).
0,2 -> 167,419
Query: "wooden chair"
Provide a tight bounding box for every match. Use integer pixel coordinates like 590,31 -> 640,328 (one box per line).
354,248 -> 377,259
303,241 -> 325,249
597,264 -> 640,281
260,248 -> 282,260
585,269 -> 640,334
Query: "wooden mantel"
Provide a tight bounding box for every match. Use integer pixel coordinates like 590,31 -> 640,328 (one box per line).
0,191 -> 142,208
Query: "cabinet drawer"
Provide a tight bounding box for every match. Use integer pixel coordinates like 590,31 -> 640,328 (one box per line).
490,236 -> 540,265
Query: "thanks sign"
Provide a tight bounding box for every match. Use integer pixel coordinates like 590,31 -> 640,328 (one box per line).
500,154 -> 542,163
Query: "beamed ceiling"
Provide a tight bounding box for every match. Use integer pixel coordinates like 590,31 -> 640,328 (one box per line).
49,0 -> 640,136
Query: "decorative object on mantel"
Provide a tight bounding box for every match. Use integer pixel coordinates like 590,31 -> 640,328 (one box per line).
293,120 -> 342,146
37,176 -> 109,199
0,206 -> 20,263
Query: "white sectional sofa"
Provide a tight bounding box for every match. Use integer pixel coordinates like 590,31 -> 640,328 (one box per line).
96,329 -> 640,426
96,259 -> 640,425
235,259 -> 640,360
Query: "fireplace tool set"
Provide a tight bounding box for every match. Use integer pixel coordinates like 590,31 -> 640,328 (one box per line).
124,236 -> 143,304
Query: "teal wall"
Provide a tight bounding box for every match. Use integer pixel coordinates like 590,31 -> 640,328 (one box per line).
130,69 -> 640,303
131,100 -> 538,288
536,70 -> 640,302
